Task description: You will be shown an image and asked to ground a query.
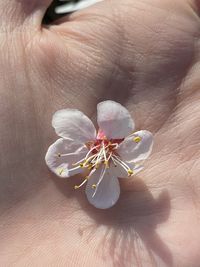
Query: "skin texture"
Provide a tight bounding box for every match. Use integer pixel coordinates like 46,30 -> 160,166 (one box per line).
0,0 -> 200,266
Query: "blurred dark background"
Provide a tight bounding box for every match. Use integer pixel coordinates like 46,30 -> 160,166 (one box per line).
43,0 -> 81,24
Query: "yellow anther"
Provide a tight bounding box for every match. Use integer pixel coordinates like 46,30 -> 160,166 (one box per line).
79,163 -> 84,168
128,169 -> 134,176
104,160 -> 109,168
95,164 -> 99,169
92,184 -> 97,189
74,177 -> 89,190
133,136 -> 142,143
88,164 -> 93,170
57,168 -> 64,175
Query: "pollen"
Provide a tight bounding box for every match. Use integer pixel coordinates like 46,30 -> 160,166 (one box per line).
128,169 -> 134,176
74,176 -> 89,190
104,160 -> 109,168
57,168 -> 64,175
95,164 -> 100,169
87,164 -> 93,170
92,184 -> 97,189
133,136 -> 142,143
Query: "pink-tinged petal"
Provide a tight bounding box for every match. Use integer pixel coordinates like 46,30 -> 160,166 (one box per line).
52,109 -> 96,143
133,164 -> 144,174
85,167 -> 120,209
97,101 -> 135,139
45,138 -> 88,178
110,162 -> 144,178
109,162 -> 135,178
117,130 -> 153,162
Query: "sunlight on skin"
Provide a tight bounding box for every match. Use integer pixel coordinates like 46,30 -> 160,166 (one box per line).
0,0 -> 200,266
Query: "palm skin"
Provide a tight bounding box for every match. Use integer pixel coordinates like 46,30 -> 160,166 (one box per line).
0,0 -> 200,266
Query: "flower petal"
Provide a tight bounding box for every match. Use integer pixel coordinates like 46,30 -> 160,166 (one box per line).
133,164 -> 144,174
97,100 -> 135,139
85,167 -> 120,209
110,161 -> 144,178
117,130 -> 153,162
45,138 -> 88,178
52,109 -> 96,143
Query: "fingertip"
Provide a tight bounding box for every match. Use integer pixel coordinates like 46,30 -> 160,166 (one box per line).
0,0 -> 53,28
188,0 -> 200,17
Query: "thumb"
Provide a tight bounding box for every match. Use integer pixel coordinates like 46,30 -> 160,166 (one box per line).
0,0 -> 52,28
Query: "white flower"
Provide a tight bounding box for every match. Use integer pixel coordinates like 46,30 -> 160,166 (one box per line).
45,101 -> 153,209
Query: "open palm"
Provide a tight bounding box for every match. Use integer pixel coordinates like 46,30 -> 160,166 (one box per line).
0,0 -> 200,266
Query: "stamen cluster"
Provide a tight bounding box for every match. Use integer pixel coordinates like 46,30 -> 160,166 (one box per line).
72,138 -> 134,190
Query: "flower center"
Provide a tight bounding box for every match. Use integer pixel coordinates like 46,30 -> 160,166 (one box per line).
71,134 -> 136,191
56,131 -> 142,192
84,138 -> 122,169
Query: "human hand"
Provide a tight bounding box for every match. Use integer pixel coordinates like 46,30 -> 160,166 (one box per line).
0,0 -> 200,266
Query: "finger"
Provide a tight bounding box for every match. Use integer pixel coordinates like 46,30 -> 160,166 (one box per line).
0,0 -> 52,26
192,0 -> 200,15
48,0 -> 200,130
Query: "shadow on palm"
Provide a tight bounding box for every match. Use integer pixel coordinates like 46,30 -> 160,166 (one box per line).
54,175 -> 172,266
